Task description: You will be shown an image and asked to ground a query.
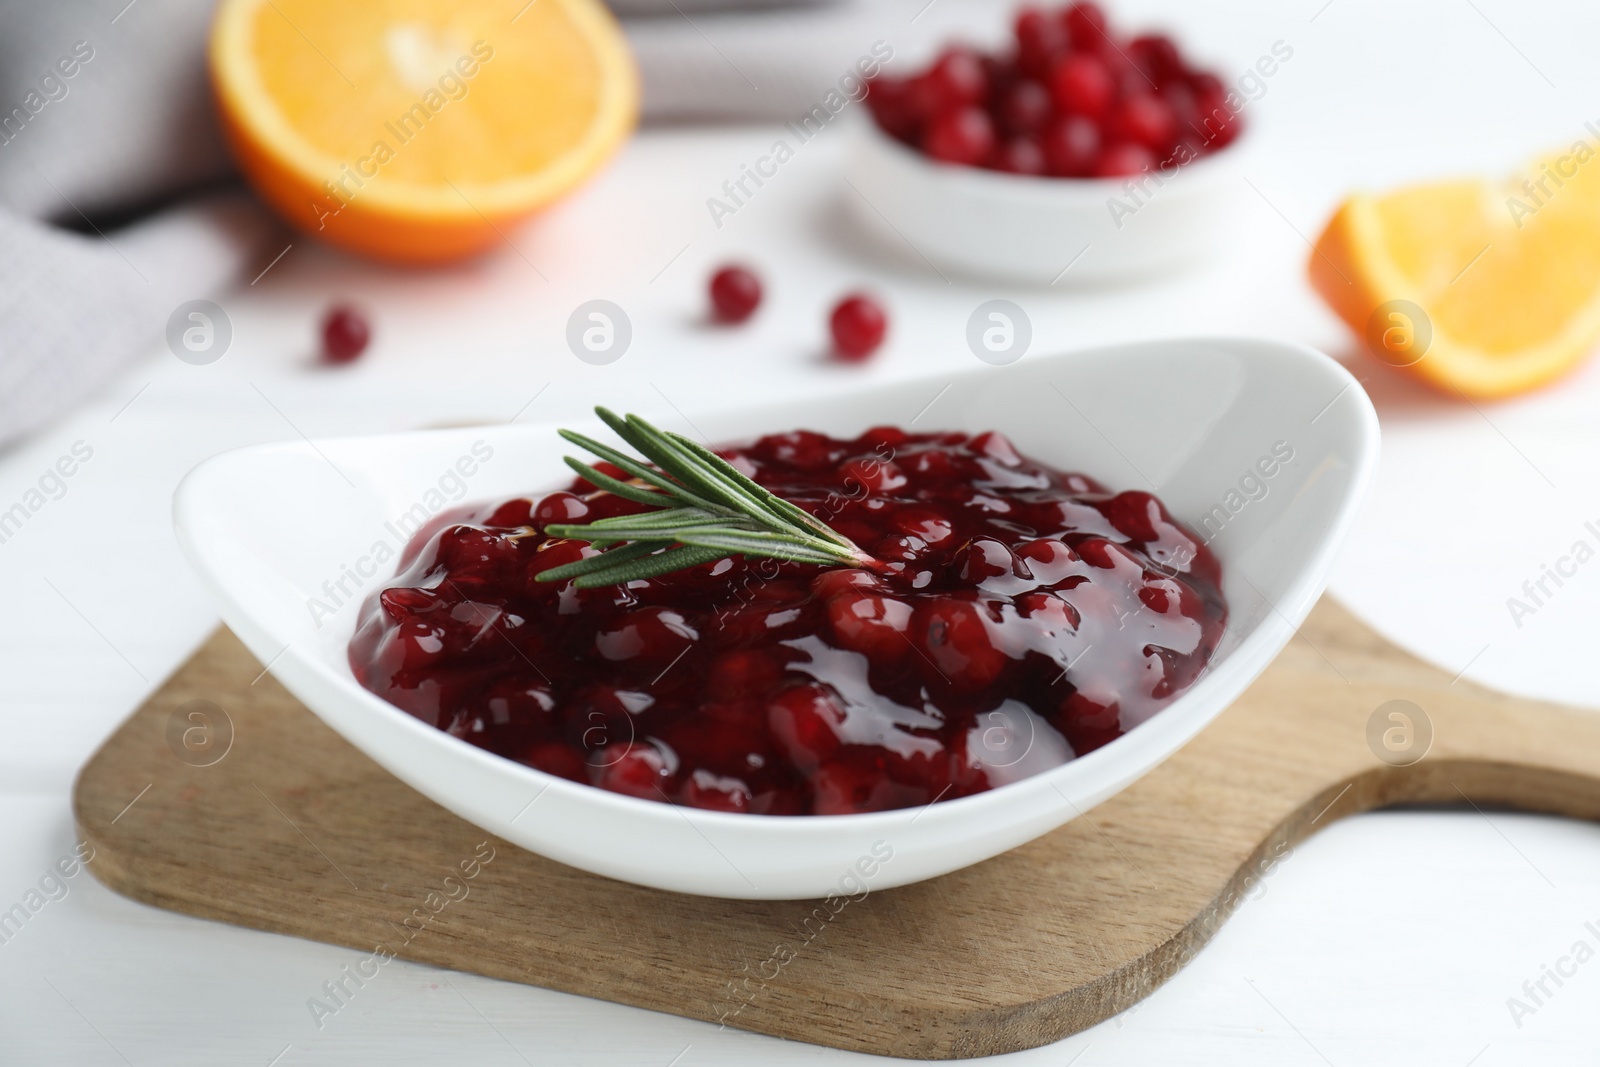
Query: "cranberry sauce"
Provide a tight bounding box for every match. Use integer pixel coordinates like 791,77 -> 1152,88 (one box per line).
349,427 -> 1226,816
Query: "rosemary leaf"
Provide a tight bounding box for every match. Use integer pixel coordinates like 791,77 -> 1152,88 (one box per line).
570,545 -> 727,587
534,540 -> 660,582
560,457 -> 677,508
533,408 -> 881,587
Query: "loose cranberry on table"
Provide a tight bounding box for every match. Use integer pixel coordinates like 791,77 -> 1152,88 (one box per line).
863,0 -> 1241,178
829,293 -> 888,362
321,304 -> 371,364
349,428 -> 1227,816
708,265 -> 762,323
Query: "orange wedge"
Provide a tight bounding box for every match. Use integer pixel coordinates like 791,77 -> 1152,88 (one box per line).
1311,152 -> 1600,397
210,0 -> 638,263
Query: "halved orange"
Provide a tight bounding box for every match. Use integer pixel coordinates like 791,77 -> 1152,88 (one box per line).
1311,152 -> 1600,398
211,0 -> 638,263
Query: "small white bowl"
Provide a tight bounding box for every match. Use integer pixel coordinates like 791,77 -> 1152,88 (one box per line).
173,338 -> 1376,899
843,117 -> 1249,284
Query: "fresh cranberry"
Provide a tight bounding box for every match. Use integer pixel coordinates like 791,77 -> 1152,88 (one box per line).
1041,115 -> 1101,177
1124,69 -> 1159,101
1014,7 -> 1069,77
1157,80 -> 1201,139
1129,34 -> 1183,83
708,265 -> 762,323
1110,93 -> 1178,152
1093,141 -> 1156,177
922,106 -> 997,165
866,9 -> 1236,178
1048,53 -> 1115,119
998,79 -> 1053,135
829,293 -> 888,361
925,47 -> 990,110
1196,92 -> 1241,148
865,77 -> 921,142
903,73 -> 948,125
980,54 -> 1016,96
1062,2 -> 1109,47
321,304 -> 371,364
993,138 -> 1046,175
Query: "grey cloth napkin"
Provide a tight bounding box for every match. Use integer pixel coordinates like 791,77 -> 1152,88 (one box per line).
0,0 -> 955,449
0,0 -> 269,449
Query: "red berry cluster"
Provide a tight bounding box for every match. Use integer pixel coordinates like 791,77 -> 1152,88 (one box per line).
350,428 -> 1227,816
866,2 -> 1241,178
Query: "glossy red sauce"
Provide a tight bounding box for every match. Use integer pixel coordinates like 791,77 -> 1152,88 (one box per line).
350,427 -> 1226,815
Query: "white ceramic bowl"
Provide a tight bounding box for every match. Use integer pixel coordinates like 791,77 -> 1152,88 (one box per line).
174,338 -> 1376,899
843,116 -> 1249,284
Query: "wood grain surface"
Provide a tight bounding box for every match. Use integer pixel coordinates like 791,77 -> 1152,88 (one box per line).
72,598 -> 1600,1059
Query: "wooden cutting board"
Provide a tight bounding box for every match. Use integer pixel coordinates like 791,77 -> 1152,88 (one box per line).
74,598 -> 1600,1059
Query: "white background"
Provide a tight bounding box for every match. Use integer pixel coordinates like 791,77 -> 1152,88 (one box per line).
5,0 -> 1600,1062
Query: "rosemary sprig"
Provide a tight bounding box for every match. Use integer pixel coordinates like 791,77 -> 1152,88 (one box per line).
535,407 -> 881,588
